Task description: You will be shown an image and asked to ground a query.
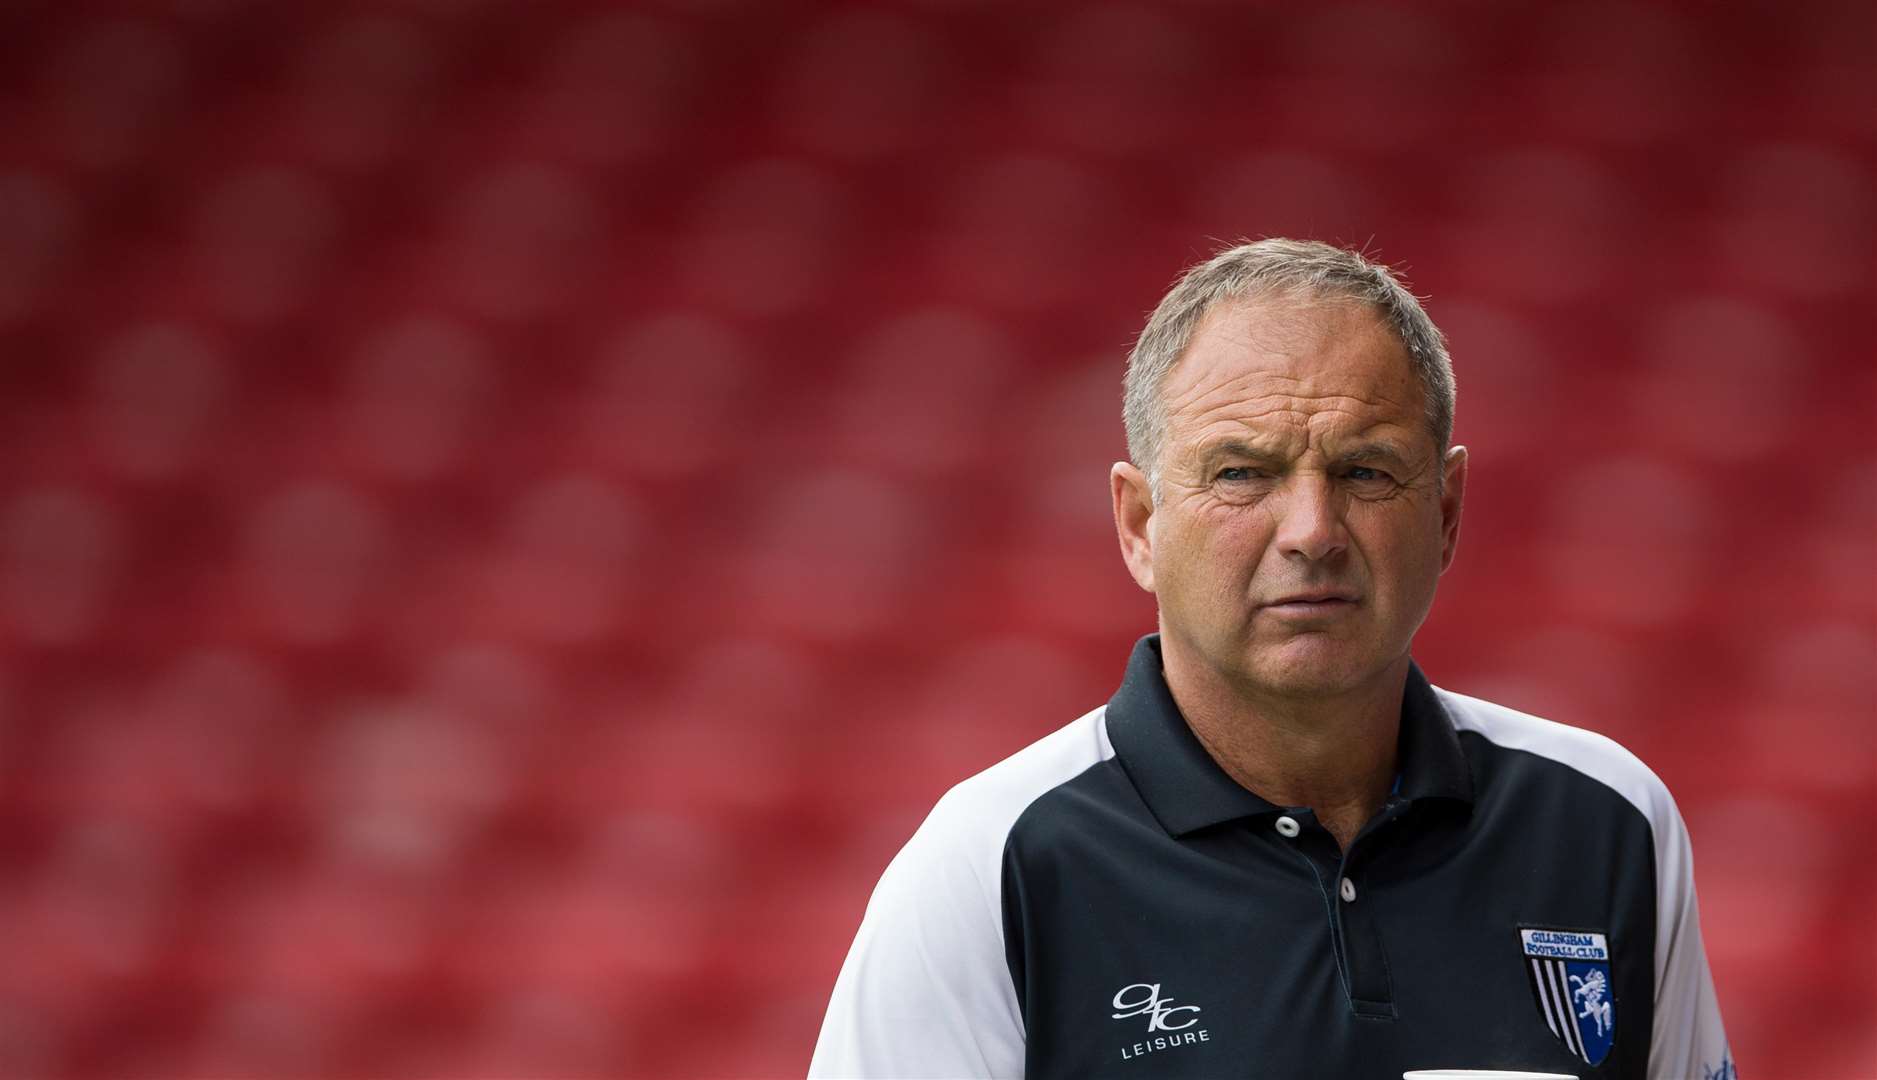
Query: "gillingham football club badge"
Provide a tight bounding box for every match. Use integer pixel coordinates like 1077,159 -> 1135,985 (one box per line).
1519,927 -> 1615,1067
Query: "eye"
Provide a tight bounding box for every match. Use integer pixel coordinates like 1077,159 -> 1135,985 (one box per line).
1216,466 -> 1263,483
1343,465 -> 1402,495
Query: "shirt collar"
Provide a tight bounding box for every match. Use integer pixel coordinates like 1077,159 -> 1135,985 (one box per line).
1103,634 -> 1474,837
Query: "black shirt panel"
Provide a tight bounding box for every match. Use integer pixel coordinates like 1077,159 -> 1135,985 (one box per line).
1101,638 -> 1283,836
999,640 -> 1661,1080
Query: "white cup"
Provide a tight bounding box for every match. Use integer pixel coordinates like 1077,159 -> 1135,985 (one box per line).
1403,1072 -> 1578,1080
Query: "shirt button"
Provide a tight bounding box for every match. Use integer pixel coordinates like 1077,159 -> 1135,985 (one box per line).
1274,815 -> 1301,838
1340,877 -> 1357,903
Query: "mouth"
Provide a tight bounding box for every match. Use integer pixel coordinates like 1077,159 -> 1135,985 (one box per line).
1261,592 -> 1359,616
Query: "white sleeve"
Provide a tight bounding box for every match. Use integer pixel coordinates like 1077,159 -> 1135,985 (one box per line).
1648,795 -> 1734,1080
808,797 -> 1027,1080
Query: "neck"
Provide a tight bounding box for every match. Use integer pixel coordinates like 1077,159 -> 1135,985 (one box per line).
1160,639 -> 1409,850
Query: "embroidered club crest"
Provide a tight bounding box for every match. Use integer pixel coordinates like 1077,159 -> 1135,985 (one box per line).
1520,927 -> 1614,1067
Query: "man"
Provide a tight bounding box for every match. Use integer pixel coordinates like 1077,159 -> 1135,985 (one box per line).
810,240 -> 1732,1079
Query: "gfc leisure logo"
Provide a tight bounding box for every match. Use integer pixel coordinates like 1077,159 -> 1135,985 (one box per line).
1110,982 -> 1211,1062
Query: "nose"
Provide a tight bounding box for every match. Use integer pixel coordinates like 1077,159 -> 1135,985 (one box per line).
1272,473 -> 1349,563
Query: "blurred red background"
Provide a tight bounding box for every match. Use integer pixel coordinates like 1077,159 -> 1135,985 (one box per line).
0,0 -> 1871,1076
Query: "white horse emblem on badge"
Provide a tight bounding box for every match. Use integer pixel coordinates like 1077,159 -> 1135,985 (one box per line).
1571,968 -> 1612,1039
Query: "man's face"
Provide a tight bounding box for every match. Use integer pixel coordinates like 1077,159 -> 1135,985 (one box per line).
1112,293 -> 1466,699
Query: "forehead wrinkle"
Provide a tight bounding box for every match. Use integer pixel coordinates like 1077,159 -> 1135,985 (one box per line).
1168,371 -> 1405,430
1180,412 -> 1420,468
1163,364 -> 1411,465
1171,383 -> 1411,447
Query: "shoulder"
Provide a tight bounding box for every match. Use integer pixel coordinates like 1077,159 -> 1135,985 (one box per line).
1434,686 -> 1679,830
858,704 -> 1117,960
809,705 -> 1115,1079
893,704 -> 1116,881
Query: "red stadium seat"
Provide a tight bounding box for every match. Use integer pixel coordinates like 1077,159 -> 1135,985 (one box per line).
0,3 -> 1865,1075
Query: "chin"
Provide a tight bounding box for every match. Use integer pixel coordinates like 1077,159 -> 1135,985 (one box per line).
1240,640 -> 1380,698
1247,668 -> 1364,699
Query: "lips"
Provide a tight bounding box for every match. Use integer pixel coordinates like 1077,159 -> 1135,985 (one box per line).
1265,591 -> 1358,606
1259,591 -> 1360,620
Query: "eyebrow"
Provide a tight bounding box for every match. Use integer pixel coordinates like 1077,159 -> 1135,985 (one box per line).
1195,439 -> 1416,470
1196,439 -> 1287,468
1331,443 -> 1414,468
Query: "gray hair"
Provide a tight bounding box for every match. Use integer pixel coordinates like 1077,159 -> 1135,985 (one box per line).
1122,238 -> 1455,496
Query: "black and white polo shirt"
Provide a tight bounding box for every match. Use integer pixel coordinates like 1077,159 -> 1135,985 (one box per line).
810,635 -> 1731,1080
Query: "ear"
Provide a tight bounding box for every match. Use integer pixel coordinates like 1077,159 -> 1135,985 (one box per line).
1438,444 -> 1467,573
1111,461 -> 1157,592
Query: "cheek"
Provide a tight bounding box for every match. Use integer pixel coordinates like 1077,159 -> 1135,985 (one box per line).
1159,507 -> 1266,592
1355,509 -> 1448,603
